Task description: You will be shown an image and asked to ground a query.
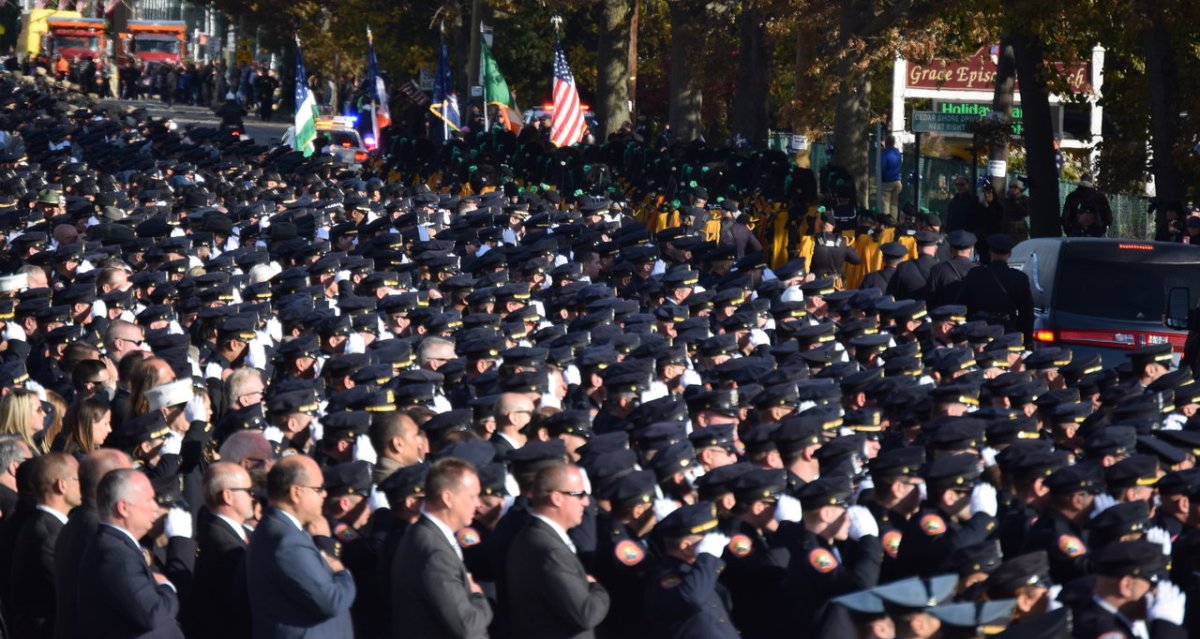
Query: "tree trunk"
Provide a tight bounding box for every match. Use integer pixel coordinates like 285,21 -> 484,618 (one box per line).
467,0 -> 483,107
1012,34 -> 1060,238
668,0 -> 704,142
628,0 -> 639,115
731,2 -> 770,146
831,0 -> 872,206
596,0 -> 632,139
988,38 -> 1017,193
1144,0 -> 1183,204
832,62 -> 871,206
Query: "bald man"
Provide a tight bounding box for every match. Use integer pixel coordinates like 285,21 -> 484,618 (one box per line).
187,462 -> 255,638
247,455 -> 356,639
491,393 -> 536,459
53,449 -> 131,639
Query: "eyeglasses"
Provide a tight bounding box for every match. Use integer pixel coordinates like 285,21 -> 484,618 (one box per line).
555,490 -> 589,499
228,487 -> 254,494
118,337 -> 144,346
300,485 -> 327,496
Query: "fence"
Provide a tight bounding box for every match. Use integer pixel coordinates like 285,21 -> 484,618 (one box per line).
798,141 -> 1153,240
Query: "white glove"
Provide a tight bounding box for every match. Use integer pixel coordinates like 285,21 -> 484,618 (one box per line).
981,446 -> 999,469
1046,584 -> 1063,612
1091,493 -> 1118,519
164,507 -> 193,538
367,487 -> 388,512
308,417 -> 323,443
245,339 -> 267,370
161,431 -> 183,455
23,379 -> 44,399
77,259 -> 95,274
262,426 -> 285,444
334,270 -> 351,283
90,299 -> 107,318
773,494 -> 804,524
1147,580 -> 1187,626
653,498 -> 680,522
266,317 -> 283,342
1146,527 -> 1173,556
344,333 -> 365,355
969,483 -> 998,517
2,322 -> 26,342
847,505 -> 880,540
184,395 -> 210,424
352,436 -> 377,464
696,532 -> 731,558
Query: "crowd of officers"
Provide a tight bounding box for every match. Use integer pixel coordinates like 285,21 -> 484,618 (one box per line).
0,68 -> 1190,639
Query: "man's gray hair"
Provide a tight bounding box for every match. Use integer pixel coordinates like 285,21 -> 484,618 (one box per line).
417,336 -> 455,367
96,468 -> 142,521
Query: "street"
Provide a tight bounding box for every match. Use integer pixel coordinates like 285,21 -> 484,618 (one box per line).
98,98 -> 291,145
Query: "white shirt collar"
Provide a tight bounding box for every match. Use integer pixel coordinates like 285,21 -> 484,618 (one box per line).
215,512 -> 248,542
531,512 -> 576,554
100,522 -> 141,548
497,432 -> 522,449
277,508 -> 304,532
421,509 -> 462,559
36,504 -> 68,525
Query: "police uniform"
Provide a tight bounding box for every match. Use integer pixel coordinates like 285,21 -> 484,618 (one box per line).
646,503 -> 739,639
593,470 -> 658,639
1073,540 -> 1187,639
888,231 -> 940,300
895,454 -> 998,579
1021,463 -> 1103,585
779,476 -> 882,633
864,446 -> 926,582
925,230 -> 978,308
719,469 -> 792,639
959,233 -> 1035,343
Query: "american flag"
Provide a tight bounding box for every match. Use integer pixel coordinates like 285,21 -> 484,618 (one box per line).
550,41 -> 585,147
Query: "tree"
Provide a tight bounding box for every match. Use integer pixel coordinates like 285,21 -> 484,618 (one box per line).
730,1 -> 771,146
596,0 -> 632,138
668,0 -> 706,142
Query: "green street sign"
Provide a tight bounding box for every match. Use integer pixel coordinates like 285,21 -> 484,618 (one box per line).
911,110 -> 979,134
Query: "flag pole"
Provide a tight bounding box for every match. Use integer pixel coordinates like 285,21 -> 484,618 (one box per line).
367,25 -> 379,147
441,21 -> 449,140
480,22 -> 489,133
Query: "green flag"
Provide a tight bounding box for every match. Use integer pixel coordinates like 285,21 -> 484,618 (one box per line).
481,40 -> 521,132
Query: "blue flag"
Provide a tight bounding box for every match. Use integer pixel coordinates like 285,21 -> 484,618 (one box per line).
366,26 -> 390,131
430,32 -> 460,137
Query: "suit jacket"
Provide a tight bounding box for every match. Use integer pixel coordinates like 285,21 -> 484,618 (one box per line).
246,507 -> 355,639
76,524 -> 183,639
390,516 -> 491,639
52,502 -> 98,639
10,509 -> 65,639
506,517 -> 609,639
184,509 -> 250,639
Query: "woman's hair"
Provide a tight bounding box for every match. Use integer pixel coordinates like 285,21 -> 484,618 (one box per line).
61,396 -> 112,454
41,389 -> 67,453
129,356 -> 172,417
0,389 -> 41,453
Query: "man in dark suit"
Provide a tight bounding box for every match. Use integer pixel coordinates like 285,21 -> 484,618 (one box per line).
391,458 -> 491,638
246,454 -> 355,639
53,449 -> 131,639
489,393 -> 533,459
506,462 -> 609,639
76,467 -> 184,639
10,453 -> 81,639
185,462 -> 253,639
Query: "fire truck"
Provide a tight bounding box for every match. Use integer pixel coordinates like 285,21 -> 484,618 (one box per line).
17,10 -> 106,61
117,20 -> 186,68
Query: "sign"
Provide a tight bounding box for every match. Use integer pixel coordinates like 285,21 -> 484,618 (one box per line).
792,134 -> 809,151
418,66 -> 434,92
932,101 -> 1063,136
399,79 -> 430,107
912,110 -> 979,134
906,45 -> 1091,95
988,160 -> 1007,178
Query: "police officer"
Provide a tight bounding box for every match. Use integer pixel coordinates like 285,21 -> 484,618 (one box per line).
925,230 -> 977,308
593,469 -> 659,639
1021,462 -> 1102,585
859,242 -> 907,292
888,230 -> 940,301
862,446 -> 925,582
646,502 -> 738,639
809,210 -> 863,285
1074,540 -> 1187,639
895,454 -> 998,579
958,233 -> 1034,345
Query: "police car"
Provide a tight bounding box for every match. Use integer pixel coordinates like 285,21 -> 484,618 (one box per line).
281,115 -> 375,169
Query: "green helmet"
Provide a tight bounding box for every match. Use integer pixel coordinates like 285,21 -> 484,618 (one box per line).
37,189 -> 61,205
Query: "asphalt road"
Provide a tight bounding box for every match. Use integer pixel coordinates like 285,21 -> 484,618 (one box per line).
98,98 -> 291,145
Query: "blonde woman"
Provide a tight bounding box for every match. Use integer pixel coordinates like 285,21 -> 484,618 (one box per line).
0,389 -> 46,453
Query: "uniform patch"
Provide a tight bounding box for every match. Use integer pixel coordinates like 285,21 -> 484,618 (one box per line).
808,548 -> 838,574
333,523 -> 359,543
882,530 -> 903,558
919,514 -> 946,536
615,539 -> 646,566
456,527 -> 481,548
1057,534 -> 1086,558
728,534 -> 753,558
1096,633 -> 1125,639
660,574 -> 682,589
